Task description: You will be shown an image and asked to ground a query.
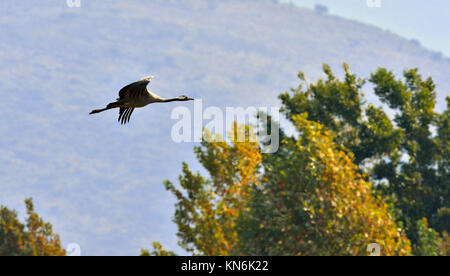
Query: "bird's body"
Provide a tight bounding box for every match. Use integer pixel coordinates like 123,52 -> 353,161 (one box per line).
90,76 -> 194,124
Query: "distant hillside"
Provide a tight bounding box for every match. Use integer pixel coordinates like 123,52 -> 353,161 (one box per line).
0,0 -> 448,255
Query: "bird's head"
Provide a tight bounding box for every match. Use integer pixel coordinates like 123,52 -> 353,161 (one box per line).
141,75 -> 154,82
179,95 -> 194,101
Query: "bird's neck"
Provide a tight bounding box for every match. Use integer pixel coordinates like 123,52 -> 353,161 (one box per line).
161,98 -> 183,103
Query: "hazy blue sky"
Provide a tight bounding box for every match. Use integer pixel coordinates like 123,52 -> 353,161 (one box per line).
281,0 -> 450,57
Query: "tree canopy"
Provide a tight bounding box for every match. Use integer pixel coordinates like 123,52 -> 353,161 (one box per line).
0,199 -> 66,256
280,64 -> 449,252
147,64 -> 448,256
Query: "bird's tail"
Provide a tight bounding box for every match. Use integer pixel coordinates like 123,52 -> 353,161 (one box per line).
89,102 -> 121,115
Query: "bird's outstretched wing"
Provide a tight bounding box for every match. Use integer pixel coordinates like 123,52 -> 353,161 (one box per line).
118,79 -> 150,100
118,107 -> 135,125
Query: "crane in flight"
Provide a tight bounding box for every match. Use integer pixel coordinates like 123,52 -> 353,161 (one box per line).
90,76 -> 194,124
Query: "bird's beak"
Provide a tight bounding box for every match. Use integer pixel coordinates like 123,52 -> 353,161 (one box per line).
188,97 -> 194,101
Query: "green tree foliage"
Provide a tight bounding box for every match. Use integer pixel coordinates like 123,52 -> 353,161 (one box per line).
279,64 -> 403,164
140,242 -> 177,256
0,199 -> 66,256
279,64 -> 449,254
238,114 -> 411,256
415,218 -> 439,256
437,231 -> 450,256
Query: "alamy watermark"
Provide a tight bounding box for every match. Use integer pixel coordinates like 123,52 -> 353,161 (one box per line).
367,243 -> 381,256
170,100 -> 280,154
66,243 -> 81,256
366,0 -> 381,8
67,0 -> 81,8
